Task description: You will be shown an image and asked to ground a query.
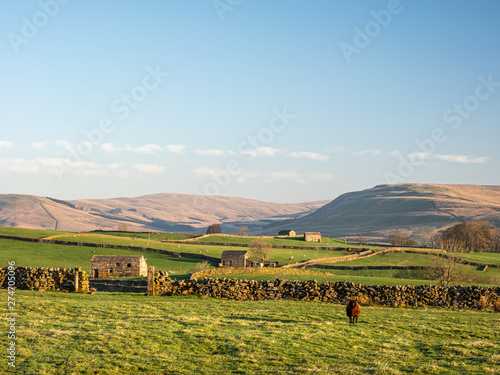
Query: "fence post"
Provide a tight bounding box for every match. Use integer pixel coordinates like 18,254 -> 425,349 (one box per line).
74,267 -> 80,292
147,266 -> 155,296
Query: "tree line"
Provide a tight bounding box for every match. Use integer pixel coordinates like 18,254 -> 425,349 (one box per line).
387,220 -> 500,252
433,220 -> 500,253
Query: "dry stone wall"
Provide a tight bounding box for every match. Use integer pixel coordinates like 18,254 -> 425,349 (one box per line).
153,273 -> 500,309
0,267 -> 89,293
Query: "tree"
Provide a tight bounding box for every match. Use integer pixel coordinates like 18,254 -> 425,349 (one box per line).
249,236 -> 271,262
387,231 -> 418,247
358,234 -> 365,246
206,223 -> 222,234
440,221 -> 495,252
427,249 -> 466,287
117,223 -> 129,232
492,229 -> 500,253
236,225 -> 249,236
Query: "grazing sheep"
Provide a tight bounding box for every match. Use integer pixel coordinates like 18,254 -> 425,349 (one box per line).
346,300 -> 361,324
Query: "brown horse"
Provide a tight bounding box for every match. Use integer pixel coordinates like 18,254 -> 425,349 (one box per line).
346,300 -> 361,324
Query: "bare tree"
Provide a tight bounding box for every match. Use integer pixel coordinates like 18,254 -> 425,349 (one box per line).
387,231 -> 418,247
249,236 -> 272,262
440,221 -> 495,252
206,223 -> 222,234
427,249 -> 467,287
358,234 -> 365,246
492,228 -> 500,253
236,225 -> 249,236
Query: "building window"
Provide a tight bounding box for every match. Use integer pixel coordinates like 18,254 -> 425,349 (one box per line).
109,268 -> 113,274
127,263 -> 132,268
116,263 -> 120,267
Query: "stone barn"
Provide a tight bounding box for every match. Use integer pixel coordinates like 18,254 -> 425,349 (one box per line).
278,230 -> 296,236
91,255 -> 148,278
220,250 -> 249,267
304,232 -> 321,242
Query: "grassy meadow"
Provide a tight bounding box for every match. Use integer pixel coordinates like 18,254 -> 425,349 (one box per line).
0,238 -> 216,279
1,290 -> 499,374
190,234 -> 381,249
2,226 -> 500,286
1,226 -> 500,374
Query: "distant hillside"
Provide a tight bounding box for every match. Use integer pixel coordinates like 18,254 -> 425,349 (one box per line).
263,184 -> 500,241
0,193 -> 328,233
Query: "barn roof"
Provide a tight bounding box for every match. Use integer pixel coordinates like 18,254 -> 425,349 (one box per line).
304,232 -> 321,235
91,255 -> 145,261
221,250 -> 248,257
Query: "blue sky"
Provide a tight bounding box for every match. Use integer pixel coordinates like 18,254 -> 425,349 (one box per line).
0,0 -> 499,203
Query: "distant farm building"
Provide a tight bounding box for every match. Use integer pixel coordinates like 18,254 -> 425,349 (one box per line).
91,255 -> 148,278
304,232 -> 321,242
220,250 -> 249,267
278,230 -> 296,236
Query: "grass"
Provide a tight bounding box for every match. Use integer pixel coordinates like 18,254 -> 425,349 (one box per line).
0,238 -> 216,278
330,252 -> 438,267
1,290 -> 499,374
192,235 -> 380,249
91,231 -> 201,241
0,226 -> 70,239
41,234 -> 355,266
43,234 -> 244,258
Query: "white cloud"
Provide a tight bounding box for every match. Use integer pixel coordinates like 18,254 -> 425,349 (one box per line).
289,151 -> 329,161
195,149 -> 227,156
134,164 -> 166,174
56,140 -> 75,152
0,157 -> 165,177
267,172 -> 305,184
241,147 -> 278,157
191,167 -> 225,177
0,141 -> 14,149
100,143 -> 115,152
30,142 -> 47,151
407,152 -> 489,164
310,173 -> 335,182
353,149 -> 381,157
127,144 -> 162,154
0,158 -> 40,174
165,144 -> 186,154
236,172 -> 258,183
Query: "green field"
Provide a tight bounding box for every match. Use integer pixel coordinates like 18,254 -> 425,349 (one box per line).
91,231 -> 200,241
0,238 -> 215,278
2,226 -> 499,286
0,226 -> 70,239
191,235 -> 379,249
39,234 -> 354,267
2,290 -> 499,374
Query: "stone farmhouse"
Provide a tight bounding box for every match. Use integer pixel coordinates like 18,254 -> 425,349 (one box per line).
278,230 -> 296,236
220,250 -> 279,268
91,255 -> 148,278
220,250 -> 249,267
304,232 -> 321,242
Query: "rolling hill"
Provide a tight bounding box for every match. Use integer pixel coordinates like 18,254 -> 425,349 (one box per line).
0,193 -> 328,233
263,184 -> 500,241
